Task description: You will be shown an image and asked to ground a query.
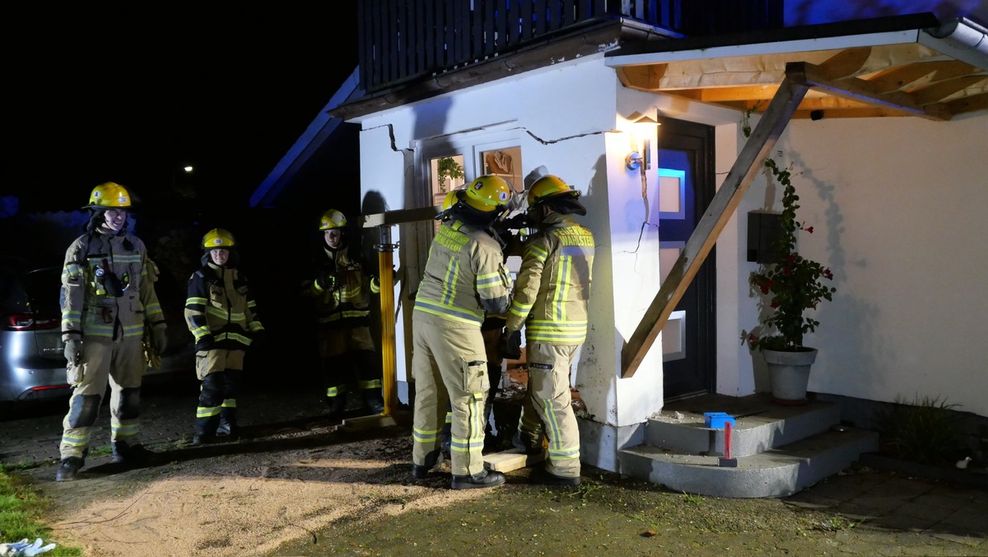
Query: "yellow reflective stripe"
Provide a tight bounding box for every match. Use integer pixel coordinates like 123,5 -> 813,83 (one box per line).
326,386 -> 340,397
62,310 -> 81,319
543,397 -> 563,450
370,277 -> 381,294
112,255 -> 142,262
112,423 -> 139,438
440,258 -> 460,305
313,280 -> 325,293
445,412 -> 453,424
191,326 -> 211,340
548,447 -> 580,459
553,256 -> 570,321
358,379 -> 382,389
247,300 -> 257,308
525,244 -> 549,262
216,332 -> 252,345
186,297 -> 208,306
508,301 -> 533,318
206,307 -> 247,320
413,428 -> 441,443
197,406 -> 221,418
221,399 -> 237,408
414,298 -> 483,324
61,432 -> 90,446
248,321 -> 264,332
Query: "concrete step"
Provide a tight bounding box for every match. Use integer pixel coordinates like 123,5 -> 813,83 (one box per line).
646,399 -> 840,458
619,427 -> 878,498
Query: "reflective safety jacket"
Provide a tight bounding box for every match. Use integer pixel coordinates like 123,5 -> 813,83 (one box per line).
60,231 -> 164,340
505,213 -> 595,345
414,219 -> 511,327
304,246 -> 379,329
185,259 -> 263,349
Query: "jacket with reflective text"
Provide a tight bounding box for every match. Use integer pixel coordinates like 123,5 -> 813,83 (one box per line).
414,219 -> 511,327
505,213 -> 595,345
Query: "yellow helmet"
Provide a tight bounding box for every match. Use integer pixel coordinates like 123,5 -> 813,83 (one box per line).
463,175 -> 511,213
441,190 -> 460,211
319,209 -> 347,230
88,182 -> 132,208
202,228 -> 235,249
528,175 -> 579,206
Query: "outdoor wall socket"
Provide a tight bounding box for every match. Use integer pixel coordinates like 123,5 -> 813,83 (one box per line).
747,211 -> 782,263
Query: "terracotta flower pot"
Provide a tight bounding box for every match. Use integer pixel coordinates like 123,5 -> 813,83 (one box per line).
762,347 -> 818,404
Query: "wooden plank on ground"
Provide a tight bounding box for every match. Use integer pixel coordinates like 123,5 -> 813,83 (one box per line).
621,76 -> 809,378
484,448 -> 545,472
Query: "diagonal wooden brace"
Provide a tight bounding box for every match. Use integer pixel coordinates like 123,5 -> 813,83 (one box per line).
620,76 -> 809,377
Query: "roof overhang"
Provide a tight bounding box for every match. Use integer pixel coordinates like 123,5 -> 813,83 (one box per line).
607,14 -> 988,120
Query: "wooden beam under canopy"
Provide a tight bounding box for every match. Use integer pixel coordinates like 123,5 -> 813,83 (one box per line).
620,76 -> 809,378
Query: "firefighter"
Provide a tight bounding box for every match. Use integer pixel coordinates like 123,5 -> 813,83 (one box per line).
306,209 -> 384,418
505,174 -> 595,487
56,182 -> 167,481
411,175 -> 512,489
184,228 -> 263,444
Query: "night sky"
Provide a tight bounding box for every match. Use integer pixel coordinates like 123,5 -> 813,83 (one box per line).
3,5 -> 358,213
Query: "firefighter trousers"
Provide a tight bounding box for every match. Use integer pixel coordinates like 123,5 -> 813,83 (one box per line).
195,349 -> 245,435
59,335 -> 145,460
411,313 -> 489,477
517,342 -> 581,478
317,326 -> 382,402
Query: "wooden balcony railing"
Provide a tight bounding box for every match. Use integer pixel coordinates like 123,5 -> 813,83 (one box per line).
358,0 -> 784,93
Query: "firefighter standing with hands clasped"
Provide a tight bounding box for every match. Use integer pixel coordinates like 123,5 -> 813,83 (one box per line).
184,228 -> 264,444
306,209 -> 384,418
56,182 -> 167,481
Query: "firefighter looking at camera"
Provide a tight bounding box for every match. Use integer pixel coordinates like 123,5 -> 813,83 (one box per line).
306,209 -> 384,418
184,228 -> 263,444
56,181 -> 167,481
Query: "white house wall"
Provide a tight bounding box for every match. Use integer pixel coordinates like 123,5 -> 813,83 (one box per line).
738,112 -> 988,418
358,56 -> 635,425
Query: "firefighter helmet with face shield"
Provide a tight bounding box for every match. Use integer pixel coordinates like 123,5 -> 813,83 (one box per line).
462,175 -> 511,213
202,228 -> 236,249
527,175 -> 579,206
88,182 -> 132,209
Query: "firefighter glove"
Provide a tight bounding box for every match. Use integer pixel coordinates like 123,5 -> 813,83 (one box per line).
315,270 -> 336,291
500,328 -> 522,360
63,337 -> 83,366
0,538 -> 57,556
151,323 -> 168,354
195,334 -> 215,353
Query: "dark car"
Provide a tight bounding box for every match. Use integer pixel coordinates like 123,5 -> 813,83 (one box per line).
0,260 -> 68,401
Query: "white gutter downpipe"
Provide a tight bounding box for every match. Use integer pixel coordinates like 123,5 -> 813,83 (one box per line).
920,17 -> 988,71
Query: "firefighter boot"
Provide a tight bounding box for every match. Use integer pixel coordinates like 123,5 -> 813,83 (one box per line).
451,470 -> 506,490
111,440 -> 153,467
411,449 -> 442,480
55,457 -> 84,482
363,389 -> 385,415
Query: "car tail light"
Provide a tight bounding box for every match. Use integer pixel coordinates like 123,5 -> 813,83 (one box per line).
4,313 -> 59,331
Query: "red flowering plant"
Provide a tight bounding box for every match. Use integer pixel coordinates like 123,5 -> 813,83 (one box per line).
744,157 -> 836,352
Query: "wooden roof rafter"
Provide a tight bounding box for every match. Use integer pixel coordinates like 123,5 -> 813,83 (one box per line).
616,44 -> 988,120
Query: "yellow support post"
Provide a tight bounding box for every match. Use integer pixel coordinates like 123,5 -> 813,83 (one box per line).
377,226 -> 397,417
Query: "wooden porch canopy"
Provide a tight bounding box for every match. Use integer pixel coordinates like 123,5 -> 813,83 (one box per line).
612,19 -> 988,377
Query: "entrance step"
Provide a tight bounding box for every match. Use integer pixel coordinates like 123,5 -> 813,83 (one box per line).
648,397 -> 840,458
619,427 -> 878,498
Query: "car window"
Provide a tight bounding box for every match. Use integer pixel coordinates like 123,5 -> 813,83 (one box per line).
24,267 -> 61,317
0,267 -> 30,314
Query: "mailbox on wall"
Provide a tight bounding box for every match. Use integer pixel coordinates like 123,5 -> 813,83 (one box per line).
747,211 -> 782,263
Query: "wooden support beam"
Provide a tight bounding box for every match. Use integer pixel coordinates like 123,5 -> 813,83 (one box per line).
911,76 -> 988,106
946,92 -> 988,115
615,64 -> 668,91
788,61 -> 953,121
792,107 -> 910,119
867,60 -> 979,93
620,77 -> 809,378
817,47 -> 873,80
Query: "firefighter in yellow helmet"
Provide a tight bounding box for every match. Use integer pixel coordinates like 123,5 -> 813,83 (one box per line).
184,228 -> 264,444
506,174 -> 594,486
56,182 -> 167,481
411,175 -> 513,489
306,209 -> 384,418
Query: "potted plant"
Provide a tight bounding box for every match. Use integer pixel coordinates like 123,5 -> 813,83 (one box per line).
437,156 -> 464,193
743,156 -> 836,404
